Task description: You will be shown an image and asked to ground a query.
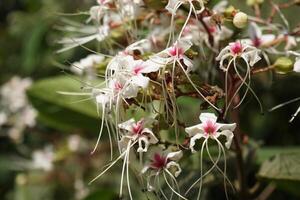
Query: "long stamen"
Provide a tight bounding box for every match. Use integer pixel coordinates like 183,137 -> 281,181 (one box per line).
91,105 -> 106,154
163,170 -> 188,200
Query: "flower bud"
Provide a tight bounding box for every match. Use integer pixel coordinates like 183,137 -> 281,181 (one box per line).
233,12 -> 248,29
224,6 -> 236,18
274,57 -> 293,74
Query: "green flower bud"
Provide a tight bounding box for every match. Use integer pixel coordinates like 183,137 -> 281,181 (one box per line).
274,57 -> 293,74
224,6 -> 236,18
233,12 -> 248,29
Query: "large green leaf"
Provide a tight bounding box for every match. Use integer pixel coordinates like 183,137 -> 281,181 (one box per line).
258,151 -> 300,197
256,147 -> 300,164
27,75 -> 101,132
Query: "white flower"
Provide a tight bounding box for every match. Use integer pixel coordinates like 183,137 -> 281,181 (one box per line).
107,55 -> 161,98
32,147 -> 54,172
142,150 -> 182,177
185,113 -> 236,152
166,0 -> 204,15
22,106 -> 37,127
141,149 -> 187,199
118,0 -> 143,19
244,22 -> 276,48
1,77 -> 32,112
183,17 -> 233,49
122,39 -> 152,55
118,118 -> 158,153
216,41 -> 261,71
71,54 -> 104,76
151,39 -> 194,72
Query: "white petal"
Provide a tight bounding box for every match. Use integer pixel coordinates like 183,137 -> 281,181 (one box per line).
142,128 -> 159,144
215,130 -> 234,149
131,75 -> 149,89
189,134 -> 206,153
137,136 -> 150,152
183,57 -> 195,73
166,161 -> 182,177
217,122 -> 236,132
118,118 -> 135,132
166,0 -> 182,15
166,150 -> 182,161
141,60 -> 162,73
177,38 -> 193,52
118,136 -> 131,152
261,34 -> 275,45
199,113 -> 218,123
185,124 -> 204,137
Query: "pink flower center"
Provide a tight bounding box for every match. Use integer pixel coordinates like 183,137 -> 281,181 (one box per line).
132,120 -> 143,135
252,37 -> 261,47
208,26 -> 216,33
168,45 -> 184,58
133,65 -> 144,75
114,81 -> 123,91
150,153 -> 168,169
230,42 -> 243,55
203,120 -> 217,136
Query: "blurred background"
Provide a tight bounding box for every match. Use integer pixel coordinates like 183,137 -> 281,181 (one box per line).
0,0 -> 299,200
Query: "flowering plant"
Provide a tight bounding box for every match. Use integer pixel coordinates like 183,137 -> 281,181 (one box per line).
52,0 -> 300,199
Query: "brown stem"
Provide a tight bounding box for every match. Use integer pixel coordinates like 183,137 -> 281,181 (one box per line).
251,65 -> 275,75
255,183 -> 276,200
199,17 -> 214,47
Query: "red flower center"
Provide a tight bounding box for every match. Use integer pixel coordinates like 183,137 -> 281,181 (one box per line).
114,81 -> 123,91
132,120 -> 143,135
169,45 -> 184,58
203,120 -> 217,136
208,26 -> 216,33
133,65 -> 144,75
252,37 -> 261,47
230,42 -> 243,55
150,153 -> 168,169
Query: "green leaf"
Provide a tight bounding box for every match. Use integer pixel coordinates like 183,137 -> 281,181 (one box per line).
256,147 -> 300,164
84,189 -> 116,200
27,75 -> 101,132
258,152 -> 300,181
258,151 -> 300,197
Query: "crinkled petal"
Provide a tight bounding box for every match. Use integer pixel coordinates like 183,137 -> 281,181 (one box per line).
189,134 -> 206,153
166,150 -> 182,161
166,161 -> 182,177
183,56 -> 195,73
142,128 -> 159,144
215,130 -> 234,149
118,118 -> 135,132
216,122 -> 236,132
137,136 -> 150,152
166,0 -> 183,15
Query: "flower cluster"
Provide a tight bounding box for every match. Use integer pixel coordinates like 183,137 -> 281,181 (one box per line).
0,76 -> 37,142
58,0 -> 300,199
